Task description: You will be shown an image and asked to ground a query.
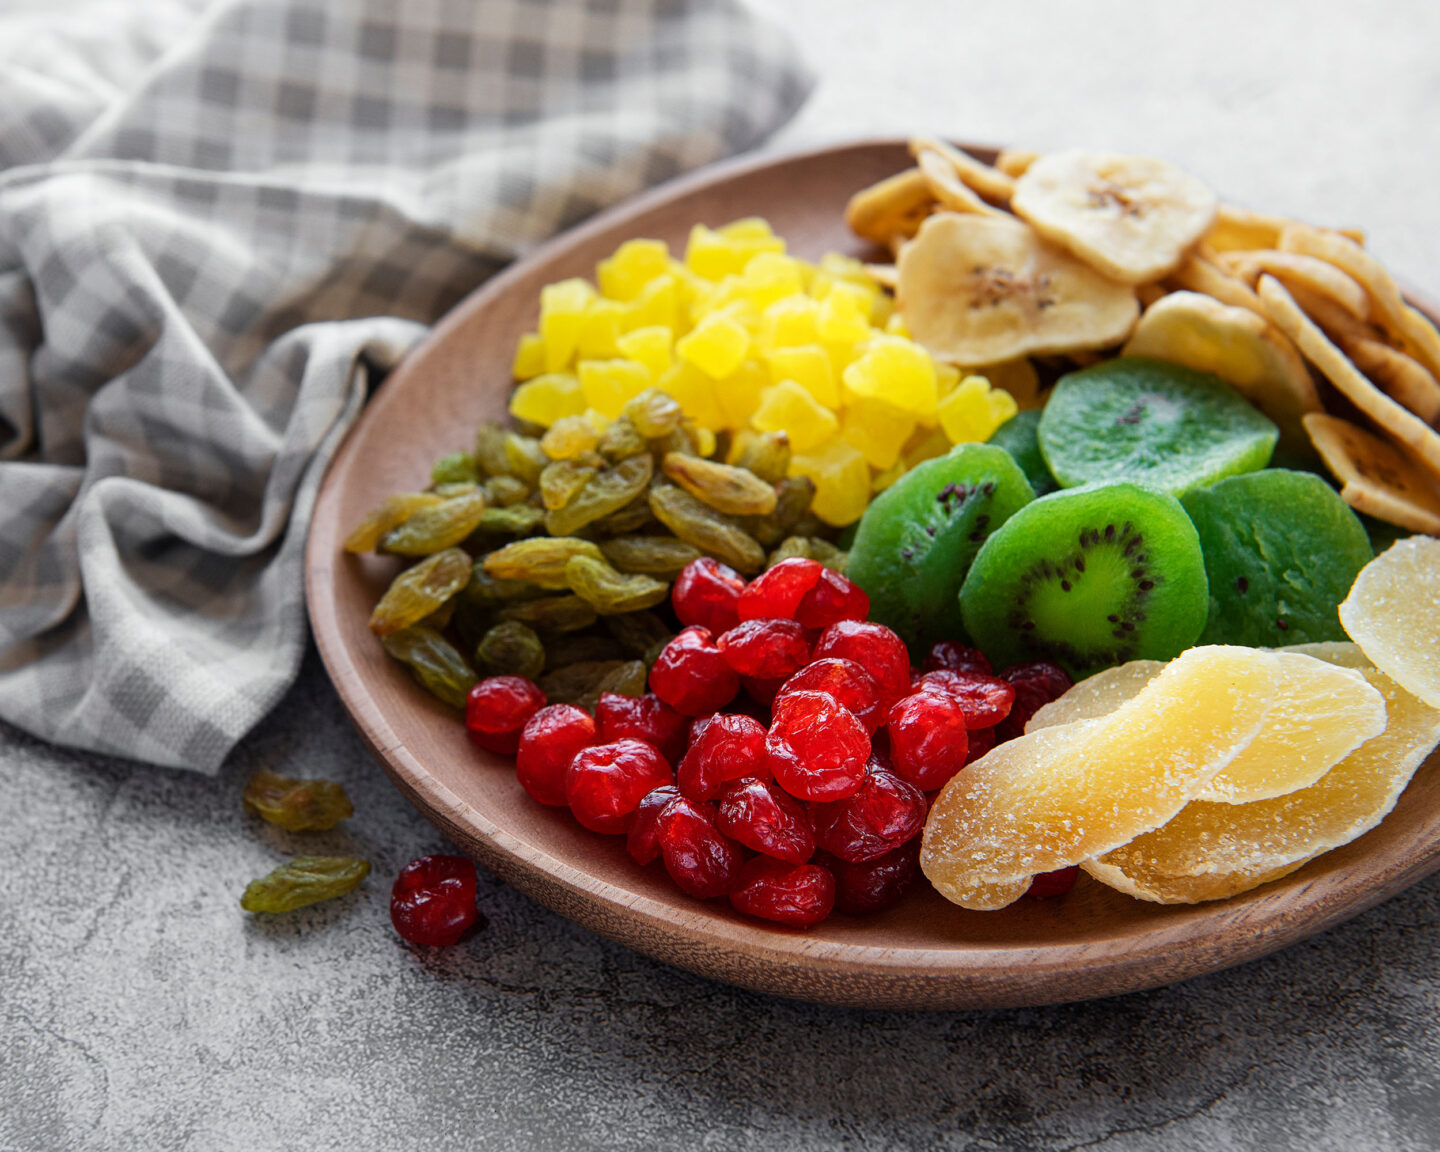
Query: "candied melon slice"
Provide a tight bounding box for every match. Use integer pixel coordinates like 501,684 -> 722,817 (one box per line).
1085,657 -> 1440,903
1339,536 -> 1440,709
1026,660 -> 1165,732
920,645 -> 1277,911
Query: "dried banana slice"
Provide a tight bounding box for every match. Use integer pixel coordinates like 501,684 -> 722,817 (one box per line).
1346,338 -> 1440,424
1218,249 -> 1370,321
896,212 -> 1139,365
1166,253 -> 1266,316
915,148 -> 1004,217
995,148 -> 1040,179
1303,412 -> 1440,535
1260,275 -> 1440,477
1010,150 -> 1218,284
1121,290 -> 1320,450
844,167 -> 935,247
908,135 -> 1016,205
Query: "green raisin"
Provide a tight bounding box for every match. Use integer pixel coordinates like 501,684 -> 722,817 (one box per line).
597,416 -> 648,463
504,432 -> 548,486
599,535 -> 702,578
483,475 -> 532,507
432,481 -> 481,498
496,594 -> 599,633
243,769 -> 354,832
738,475 -> 816,547
476,620 -> 546,679
381,626 -> 477,708
541,414 -> 602,460
538,660 -> 631,706
369,547 -> 472,636
379,490 -> 488,556
648,484 -> 765,574
241,856 -> 371,914
484,537 -> 605,589
589,493 -> 657,535
767,536 -> 846,572
421,593 -> 460,631
474,421 -> 511,477
604,610 -> 674,659
462,564 -> 547,605
577,659 -> 648,713
566,555 -> 670,615
732,431 -> 792,484
432,451 -> 479,486
661,452 -> 778,516
545,631 -> 627,668
624,389 -> 683,438
540,459 -> 598,510
476,504 -> 546,536
544,454 -> 654,537
344,492 -> 444,553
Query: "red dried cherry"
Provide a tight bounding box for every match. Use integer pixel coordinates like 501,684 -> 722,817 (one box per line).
741,675 -> 785,707
1027,865 -> 1080,899
813,620 -> 912,706
824,840 -> 920,915
995,660 -> 1074,742
390,855 -> 482,947
627,784 -> 681,865
656,796 -> 745,898
465,675 -> 546,754
887,691 -> 970,791
716,618 -> 811,680
736,557 -> 823,621
677,713 -> 769,801
729,856 -> 835,928
794,567 -> 870,630
595,691 -> 687,765
515,704 -> 594,806
964,723 -> 996,765
922,641 -> 993,676
648,626 -> 740,716
915,669 -> 1015,730
810,767 -> 926,862
671,557 -> 746,635
716,777 -> 814,863
565,738 -> 673,834
776,657 -> 882,732
766,690 -> 870,802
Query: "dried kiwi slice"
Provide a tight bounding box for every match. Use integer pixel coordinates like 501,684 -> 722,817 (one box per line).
1182,469 -> 1372,647
1038,357 -> 1278,496
959,482 -> 1208,677
846,444 -> 1035,654
985,409 -> 1058,497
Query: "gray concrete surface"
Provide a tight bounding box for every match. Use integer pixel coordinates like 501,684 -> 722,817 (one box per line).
6,2 -> 1440,1149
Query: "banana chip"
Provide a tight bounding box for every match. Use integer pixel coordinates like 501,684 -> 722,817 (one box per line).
844,167 -> 935,247
1121,290 -> 1319,449
1218,249 -> 1370,321
1011,150 -> 1218,284
863,262 -> 898,292
896,212 -> 1140,365
1166,253 -> 1266,316
915,148 -> 1005,218
995,148 -> 1040,179
908,136 -> 1016,205
1303,412 -> 1440,535
1346,338 -> 1440,425
1260,275 -> 1440,477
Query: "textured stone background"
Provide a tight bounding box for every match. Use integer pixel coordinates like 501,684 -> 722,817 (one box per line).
6,2 -> 1440,1149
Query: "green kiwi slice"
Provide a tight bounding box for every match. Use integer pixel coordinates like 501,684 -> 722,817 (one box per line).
847,444 -> 1035,654
986,409 -> 1058,496
1181,469 -> 1373,647
1039,357 -> 1279,496
959,482 -> 1208,677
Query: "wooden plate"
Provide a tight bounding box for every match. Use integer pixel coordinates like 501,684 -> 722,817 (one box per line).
305,139 -> 1440,1010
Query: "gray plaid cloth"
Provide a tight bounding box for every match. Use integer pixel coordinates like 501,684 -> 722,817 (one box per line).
0,0 -> 811,772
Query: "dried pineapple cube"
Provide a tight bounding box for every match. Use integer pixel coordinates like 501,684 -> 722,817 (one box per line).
657,361 -> 728,431
816,282 -> 874,343
841,397 -> 916,471
760,296 -> 820,349
842,334 -> 940,418
676,311 -> 750,380
788,437 -> 871,526
512,332 -> 545,381
578,359 -> 651,419
714,360 -> 768,428
938,375 -> 1018,444
685,222 -> 785,281
577,298 -> 624,360
616,325 -> 673,381
764,345 -> 838,408
621,273 -> 679,334
509,372 -> 584,427
539,278 -> 596,372
740,252 -> 806,310
598,239 -> 670,302
751,379 -> 839,453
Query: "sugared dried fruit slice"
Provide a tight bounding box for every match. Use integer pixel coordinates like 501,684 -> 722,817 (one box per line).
920,645 -> 1277,910
1085,654 -> 1440,904
1339,535 -> 1440,709
1025,659 -> 1165,732
896,212 -> 1140,365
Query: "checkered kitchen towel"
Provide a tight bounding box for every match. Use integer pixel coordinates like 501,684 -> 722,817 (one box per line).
0,0 -> 811,771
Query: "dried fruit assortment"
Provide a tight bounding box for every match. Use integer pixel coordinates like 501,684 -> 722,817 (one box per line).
346,145 -> 1440,937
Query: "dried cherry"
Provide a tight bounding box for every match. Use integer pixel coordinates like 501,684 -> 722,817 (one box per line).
810,767 -> 926,862
887,690 -> 970,791
656,796 -> 745,898
716,618 -> 812,680
716,777 -> 814,863
390,855 -> 482,947
515,704 -> 595,806
565,739 -> 673,833
677,713 -> 769,801
466,675 -> 546,754
729,857 -> 835,928
648,626 -> 740,716
736,557 -> 823,621
766,690 -> 869,802
671,557 -> 746,635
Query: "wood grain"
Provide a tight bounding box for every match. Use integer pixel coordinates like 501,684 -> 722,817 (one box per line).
305,139 -> 1440,1010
